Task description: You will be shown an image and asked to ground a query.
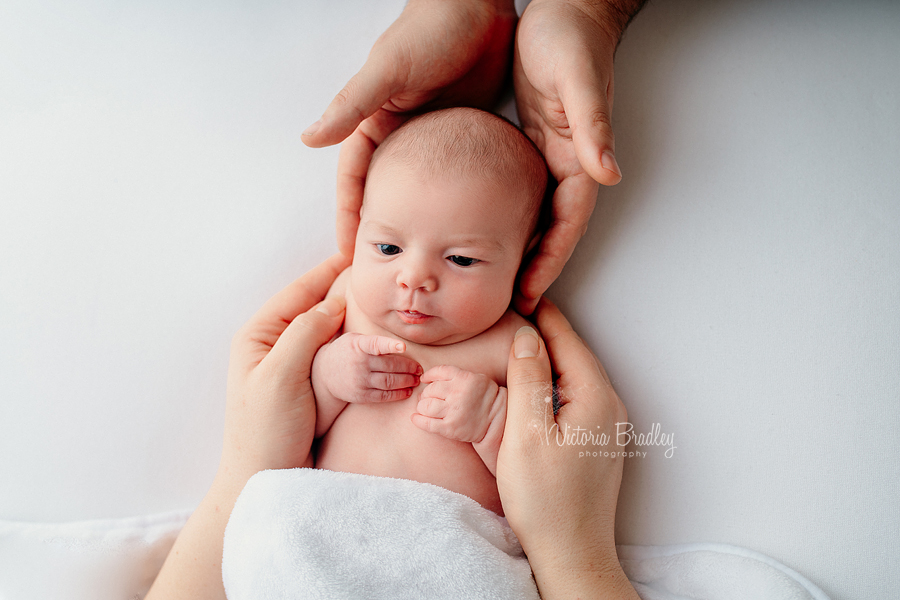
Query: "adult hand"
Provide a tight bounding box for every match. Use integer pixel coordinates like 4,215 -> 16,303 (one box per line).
221,253 -> 351,479
147,253 -> 350,600
301,0 -> 517,258
497,298 -> 639,599
513,0 -> 644,314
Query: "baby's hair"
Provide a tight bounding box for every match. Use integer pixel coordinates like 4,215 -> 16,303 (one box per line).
368,107 -> 548,238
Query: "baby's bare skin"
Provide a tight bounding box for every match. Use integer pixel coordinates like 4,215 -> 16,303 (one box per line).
315,269 -> 527,515
310,108 -> 546,515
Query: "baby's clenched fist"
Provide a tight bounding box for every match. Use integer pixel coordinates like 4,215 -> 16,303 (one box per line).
411,365 -> 506,444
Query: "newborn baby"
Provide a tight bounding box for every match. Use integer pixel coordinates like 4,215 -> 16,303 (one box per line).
311,107 -> 547,515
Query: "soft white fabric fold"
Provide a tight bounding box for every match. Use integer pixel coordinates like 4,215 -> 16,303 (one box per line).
222,468 -> 540,600
0,509 -> 191,600
223,468 -> 831,600
0,472 -> 830,600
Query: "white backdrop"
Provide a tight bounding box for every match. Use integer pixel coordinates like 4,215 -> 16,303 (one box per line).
1,1 -> 898,598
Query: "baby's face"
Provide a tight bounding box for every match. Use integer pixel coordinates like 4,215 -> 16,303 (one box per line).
351,162 -> 531,346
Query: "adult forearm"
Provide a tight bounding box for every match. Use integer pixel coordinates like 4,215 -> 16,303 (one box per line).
144,471 -> 246,600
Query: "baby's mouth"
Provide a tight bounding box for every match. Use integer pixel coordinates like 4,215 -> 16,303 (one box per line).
397,310 -> 432,324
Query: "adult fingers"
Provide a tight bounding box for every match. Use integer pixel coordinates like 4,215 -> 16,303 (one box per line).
334,112 -> 408,258
504,326 -> 554,444
300,53 -> 400,148
263,296 -> 347,380
514,173 -> 598,314
533,298 -> 624,422
559,58 -> 621,186
334,130 -> 371,258
236,254 -> 350,361
533,298 -> 599,385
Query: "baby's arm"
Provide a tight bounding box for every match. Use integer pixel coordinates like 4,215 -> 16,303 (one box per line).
310,267 -> 422,437
411,365 -> 507,475
311,334 -> 422,437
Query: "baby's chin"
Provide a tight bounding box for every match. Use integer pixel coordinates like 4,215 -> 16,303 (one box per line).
382,319 -> 479,347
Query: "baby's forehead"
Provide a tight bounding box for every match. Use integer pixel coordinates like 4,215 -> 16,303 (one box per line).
365,107 -> 547,232
368,159 -> 532,217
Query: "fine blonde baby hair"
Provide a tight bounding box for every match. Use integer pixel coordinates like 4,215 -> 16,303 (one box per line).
368,107 -> 548,236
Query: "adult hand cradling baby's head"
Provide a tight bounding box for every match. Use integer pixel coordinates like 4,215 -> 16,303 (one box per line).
302,0 -> 645,315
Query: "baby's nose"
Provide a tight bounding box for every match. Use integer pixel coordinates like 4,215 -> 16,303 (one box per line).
397,258 -> 438,292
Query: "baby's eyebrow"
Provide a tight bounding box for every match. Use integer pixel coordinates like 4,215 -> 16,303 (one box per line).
448,236 -> 507,252
366,221 -> 403,237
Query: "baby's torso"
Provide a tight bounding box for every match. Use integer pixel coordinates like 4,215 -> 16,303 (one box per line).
315,268 -> 523,515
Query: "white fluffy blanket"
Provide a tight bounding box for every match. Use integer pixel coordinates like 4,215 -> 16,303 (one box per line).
222,468 -> 539,600
222,468 -> 830,600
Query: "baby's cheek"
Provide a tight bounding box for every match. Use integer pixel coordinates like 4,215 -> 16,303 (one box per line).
353,266 -> 389,312
456,284 -> 511,330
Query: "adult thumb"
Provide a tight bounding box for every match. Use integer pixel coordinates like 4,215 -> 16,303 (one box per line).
301,56 -> 397,148
504,326 -> 555,443
563,73 -> 622,186
266,296 -> 346,375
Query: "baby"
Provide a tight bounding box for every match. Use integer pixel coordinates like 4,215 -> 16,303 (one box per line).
311,107 -> 547,515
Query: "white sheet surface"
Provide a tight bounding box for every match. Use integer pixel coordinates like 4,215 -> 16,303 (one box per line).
1,1 -> 897,598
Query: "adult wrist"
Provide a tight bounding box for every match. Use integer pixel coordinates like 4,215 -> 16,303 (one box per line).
530,550 -> 638,600
527,0 -> 645,45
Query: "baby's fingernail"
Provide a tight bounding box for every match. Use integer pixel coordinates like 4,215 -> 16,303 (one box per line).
416,365 -> 423,376
601,151 -> 622,179
302,119 -> 322,137
315,296 -> 344,317
395,342 -> 404,352
514,326 -> 540,358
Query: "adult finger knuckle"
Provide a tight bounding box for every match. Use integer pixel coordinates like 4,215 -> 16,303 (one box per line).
588,106 -> 613,132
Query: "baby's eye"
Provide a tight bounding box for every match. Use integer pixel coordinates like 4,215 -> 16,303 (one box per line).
376,244 -> 401,256
448,255 -> 480,267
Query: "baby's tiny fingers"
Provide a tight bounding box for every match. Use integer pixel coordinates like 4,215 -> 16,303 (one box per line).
361,388 -> 413,403
416,396 -> 448,418
356,335 -> 406,356
421,364 -> 462,384
410,413 -> 448,436
422,380 -> 452,401
369,372 -> 419,391
371,355 -> 423,376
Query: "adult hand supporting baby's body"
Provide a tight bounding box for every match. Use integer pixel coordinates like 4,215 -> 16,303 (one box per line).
146,254 -> 350,600
497,298 -> 640,600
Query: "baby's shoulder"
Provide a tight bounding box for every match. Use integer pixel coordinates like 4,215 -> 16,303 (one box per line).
326,265 -> 352,299
487,309 -> 531,345
463,309 -> 531,386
